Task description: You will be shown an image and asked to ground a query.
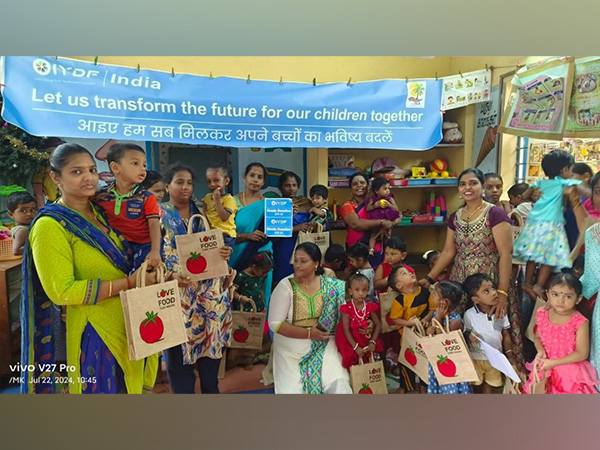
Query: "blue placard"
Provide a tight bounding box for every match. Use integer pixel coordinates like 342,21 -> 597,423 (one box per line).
264,198 -> 293,237
0,56 -> 443,150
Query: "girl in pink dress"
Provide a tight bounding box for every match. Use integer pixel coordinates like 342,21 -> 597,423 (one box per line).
523,273 -> 600,394
336,273 -> 383,369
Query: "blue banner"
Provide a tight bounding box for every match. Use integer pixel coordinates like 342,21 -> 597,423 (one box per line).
1,56 -> 443,150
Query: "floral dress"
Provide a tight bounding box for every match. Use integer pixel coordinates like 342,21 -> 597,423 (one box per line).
160,201 -> 233,364
448,203 -> 525,373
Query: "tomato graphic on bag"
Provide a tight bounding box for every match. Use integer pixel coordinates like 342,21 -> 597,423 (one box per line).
404,347 -> 417,367
233,326 -> 249,343
139,311 -> 164,344
186,252 -> 207,274
436,355 -> 457,377
358,383 -> 373,394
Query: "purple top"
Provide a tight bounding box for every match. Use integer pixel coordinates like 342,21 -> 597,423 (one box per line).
448,205 -> 512,231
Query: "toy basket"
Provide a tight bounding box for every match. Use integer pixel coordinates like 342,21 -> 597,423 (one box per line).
0,238 -> 21,261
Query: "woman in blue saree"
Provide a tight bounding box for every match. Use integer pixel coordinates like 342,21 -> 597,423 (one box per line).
230,163 -> 275,311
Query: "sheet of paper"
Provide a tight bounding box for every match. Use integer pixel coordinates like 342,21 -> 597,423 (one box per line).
472,334 -> 521,383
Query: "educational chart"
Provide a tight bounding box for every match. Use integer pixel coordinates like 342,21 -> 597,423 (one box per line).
500,57 -> 574,140
526,138 -> 600,182
566,57 -> 600,137
0,56 -> 443,151
473,85 -> 501,173
441,69 -> 491,111
508,75 -> 566,131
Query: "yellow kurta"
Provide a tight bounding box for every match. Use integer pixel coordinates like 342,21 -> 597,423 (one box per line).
29,212 -> 157,394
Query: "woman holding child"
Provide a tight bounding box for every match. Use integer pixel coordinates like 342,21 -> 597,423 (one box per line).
419,168 -> 526,374
21,143 -> 160,394
339,172 -> 394,268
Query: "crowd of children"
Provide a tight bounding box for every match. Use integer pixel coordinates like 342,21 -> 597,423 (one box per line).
8,141 -> 600,395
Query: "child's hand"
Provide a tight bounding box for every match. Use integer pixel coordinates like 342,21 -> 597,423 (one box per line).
436,301 -> 449,320
146,250 -> 162,268
293,204 -> 299,216
212,188 -> 221,203
421,318 -> 430,329
535,349 -> 547,360
538,358 -> 556,371
171,273 -> 193,288
426,325 -> 435,336
355,346 -> 366,357
366,342 -> 376,353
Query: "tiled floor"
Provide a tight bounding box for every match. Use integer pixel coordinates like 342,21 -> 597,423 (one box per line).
152,361 -> 274,394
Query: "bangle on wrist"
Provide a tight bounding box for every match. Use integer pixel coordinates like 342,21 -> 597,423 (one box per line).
353,342 -> 359,351
126,276 -> 132,290
108,280 -> 113,297
425,275 -> 435,284
505,349 -> 514,354
369,339 -> 376,345
308,328 -> 311,339
497,289 -> 508,297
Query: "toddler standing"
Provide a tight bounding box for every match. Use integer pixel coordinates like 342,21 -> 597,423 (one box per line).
522,273 -> 600,394
203,163 -> 238,248
335,273 -> 383,369
347,243 -> 376,302
462,274 -> 516,394
6,191 -> 37,255
425,281 -> 473,394
389,264 -> 436,393
513,151 -> 585,299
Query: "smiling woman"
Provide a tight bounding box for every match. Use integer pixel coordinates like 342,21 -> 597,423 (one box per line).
418,167 -> 526,375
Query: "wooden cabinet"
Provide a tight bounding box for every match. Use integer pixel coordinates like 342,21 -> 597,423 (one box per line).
0,259 -> 22,378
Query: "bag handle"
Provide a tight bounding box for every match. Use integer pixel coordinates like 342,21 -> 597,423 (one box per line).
187,214 -> 210,235
411,318 -> 426,337
430,317 -> 450,335
531,358 -> 545,385
135,260 -> 165,288
237,297 -> 258,313
315,222 -> 324,233
356,352 -> 377,366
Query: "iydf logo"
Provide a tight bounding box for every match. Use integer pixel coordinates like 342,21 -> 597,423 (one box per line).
33,58 -> 50,76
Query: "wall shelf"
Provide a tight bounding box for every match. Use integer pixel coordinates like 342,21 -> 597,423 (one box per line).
328,182 -> 458,189
329,220 -> 447,230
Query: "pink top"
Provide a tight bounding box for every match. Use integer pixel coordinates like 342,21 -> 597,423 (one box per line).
536,308 -> 586,359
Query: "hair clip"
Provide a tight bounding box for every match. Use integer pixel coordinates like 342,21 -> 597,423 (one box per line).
257,254 -> 264,260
